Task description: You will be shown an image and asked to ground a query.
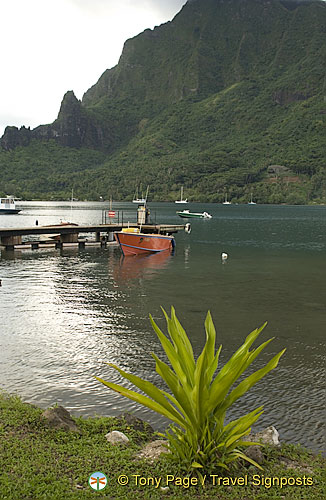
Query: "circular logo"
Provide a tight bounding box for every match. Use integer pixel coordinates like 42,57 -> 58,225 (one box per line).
89,471 -> 108,491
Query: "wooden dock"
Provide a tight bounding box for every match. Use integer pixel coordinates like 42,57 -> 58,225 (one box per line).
0,223 -> 186,251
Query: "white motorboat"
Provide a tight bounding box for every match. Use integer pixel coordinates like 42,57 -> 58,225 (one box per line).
0,196 -> 21,214
177,210 -> 212,219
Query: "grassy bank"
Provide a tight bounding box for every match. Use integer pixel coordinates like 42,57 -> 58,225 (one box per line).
0,392 -> 325,500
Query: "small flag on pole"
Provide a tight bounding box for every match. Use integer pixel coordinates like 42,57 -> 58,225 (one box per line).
108,210 -> 115,218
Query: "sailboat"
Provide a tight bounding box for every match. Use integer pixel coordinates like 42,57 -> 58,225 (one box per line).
222,193 -> 231,205
133,185 -> 149,204
248,193 -> 256,205
175,186 -> 188,204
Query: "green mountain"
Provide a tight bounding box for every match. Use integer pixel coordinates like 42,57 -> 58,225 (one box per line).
1,0 -> 325,203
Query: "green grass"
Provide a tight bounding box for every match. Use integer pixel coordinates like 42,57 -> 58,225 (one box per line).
0,392 -> 325,499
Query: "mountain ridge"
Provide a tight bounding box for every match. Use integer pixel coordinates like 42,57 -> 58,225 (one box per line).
0,0 -> 325,203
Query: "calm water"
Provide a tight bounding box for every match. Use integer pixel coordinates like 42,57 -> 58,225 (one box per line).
0,201 -> 325,452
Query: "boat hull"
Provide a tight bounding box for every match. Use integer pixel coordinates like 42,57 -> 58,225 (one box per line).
177,211 -> 212,219
114,231 -> 174,256
0,197 -> 22,214
177,213 -> 202,218
0,209 -> 21,214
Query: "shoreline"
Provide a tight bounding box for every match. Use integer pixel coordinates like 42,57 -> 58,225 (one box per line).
1,391 -> 325,499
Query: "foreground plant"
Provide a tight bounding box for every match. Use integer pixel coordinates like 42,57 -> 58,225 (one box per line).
96,308 -> 285,472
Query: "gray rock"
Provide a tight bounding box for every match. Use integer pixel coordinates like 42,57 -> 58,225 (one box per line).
105,430 -> 130,445
135,439 -> 168,462
116,412 -> 154,439
160,486 -> 170,494
254,426 -> 280,446
245,445 -> 265,465
42,406 -> 80,432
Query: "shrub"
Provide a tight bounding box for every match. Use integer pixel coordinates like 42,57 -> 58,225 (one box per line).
96,308 -> 285,472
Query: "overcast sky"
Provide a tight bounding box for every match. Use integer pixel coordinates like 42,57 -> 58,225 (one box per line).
0,0 -> 187,137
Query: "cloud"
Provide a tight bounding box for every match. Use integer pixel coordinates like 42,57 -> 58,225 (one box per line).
67,0 -> 186,18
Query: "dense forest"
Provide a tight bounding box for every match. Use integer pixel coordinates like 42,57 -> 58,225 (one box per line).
0,0 -> 325,204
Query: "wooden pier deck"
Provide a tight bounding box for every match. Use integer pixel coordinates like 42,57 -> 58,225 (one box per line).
0,223 -> 186,250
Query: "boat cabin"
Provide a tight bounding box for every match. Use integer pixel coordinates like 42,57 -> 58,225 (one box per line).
0,197 -> 21,214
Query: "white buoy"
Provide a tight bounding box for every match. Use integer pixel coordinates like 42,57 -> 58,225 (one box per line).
221,252 -> 228,261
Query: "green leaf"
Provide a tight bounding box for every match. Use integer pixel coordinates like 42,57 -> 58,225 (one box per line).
163,307 -> 196,387
222,407 -> 264,439
150,314 -> 192,391
152,353 -> 196,428
215,462 -> 229,470
232,450 -> 264,470
95,377 -> 185,427
221,349 -> 286,411
96,309 -> 285,474
105,363 -> 186,424
191,461 -> 204,468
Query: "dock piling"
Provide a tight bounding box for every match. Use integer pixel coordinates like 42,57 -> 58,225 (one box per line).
0,223 -> 186,252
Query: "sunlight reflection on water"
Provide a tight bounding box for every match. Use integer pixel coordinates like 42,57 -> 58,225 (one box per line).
0,202 -> 325,452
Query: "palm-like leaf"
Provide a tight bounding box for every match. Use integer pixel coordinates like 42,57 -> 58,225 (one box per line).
96,308 -> 285,472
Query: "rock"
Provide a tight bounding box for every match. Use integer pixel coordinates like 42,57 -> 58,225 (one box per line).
42,406 -> 80,432
160,486 -> 170,494
0,126 -> 32,151
245,432 -> 255,442
254,426 -> 280,447
245,445 -> 265,465
272,90 -> 309,106
116,412 -> 154,441
135,439 -> 168,462
0,92 -> 109,152
50,91 -> 107,149
105,430 -> 130,445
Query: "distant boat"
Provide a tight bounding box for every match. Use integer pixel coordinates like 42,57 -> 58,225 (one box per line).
177,210 -> 212,219
175,186 -> 188,204
248,193 -> 256,205
0,196 -> 21,214
133,185 -> 149,204
222,193 -> 231,205
114,228 -> 174,256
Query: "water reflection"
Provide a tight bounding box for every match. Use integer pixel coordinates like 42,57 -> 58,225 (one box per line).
184,245 -> 190,269
113,251 -> 174,283
0,203 -> 325,452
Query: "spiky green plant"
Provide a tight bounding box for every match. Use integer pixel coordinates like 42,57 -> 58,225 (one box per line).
96,308 -> 285,471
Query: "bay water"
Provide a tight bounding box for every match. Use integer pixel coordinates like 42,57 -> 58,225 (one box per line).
0,201 -> 325,452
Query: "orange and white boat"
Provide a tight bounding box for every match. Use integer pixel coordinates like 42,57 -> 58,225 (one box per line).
114,228 -> 175,256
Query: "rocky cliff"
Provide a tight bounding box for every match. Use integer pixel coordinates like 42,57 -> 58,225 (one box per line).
0,0 -> 325,202
2,0 -> 325,154
1,91 -> 112,151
